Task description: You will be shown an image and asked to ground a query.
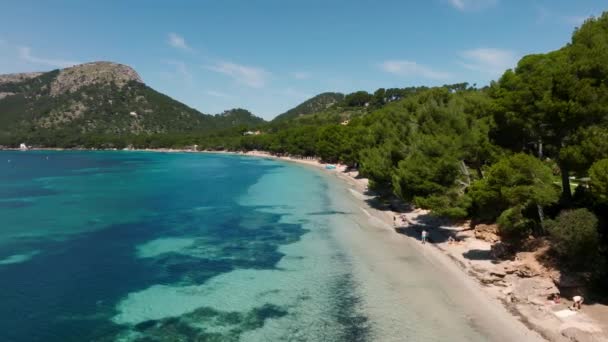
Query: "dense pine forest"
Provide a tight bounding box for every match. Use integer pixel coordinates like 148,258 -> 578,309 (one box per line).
2,13 -> 608,285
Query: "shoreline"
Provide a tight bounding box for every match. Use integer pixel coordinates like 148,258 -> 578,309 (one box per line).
213,150 -> 608,342
4,147 -> 607,341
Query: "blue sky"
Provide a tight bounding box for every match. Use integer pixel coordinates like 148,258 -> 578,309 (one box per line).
0,0 -> 605,119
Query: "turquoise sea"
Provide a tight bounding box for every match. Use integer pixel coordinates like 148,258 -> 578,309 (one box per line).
0,151 -> 372,341
0,151 -> 538,342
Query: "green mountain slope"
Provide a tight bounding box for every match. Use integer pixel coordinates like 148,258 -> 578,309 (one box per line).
272,92 -> 344,122
215,108 -> 266,127
0,62 -> 264,145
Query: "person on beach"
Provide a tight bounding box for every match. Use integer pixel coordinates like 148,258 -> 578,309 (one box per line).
421,229 -> 428,244
571,295 -> 584,310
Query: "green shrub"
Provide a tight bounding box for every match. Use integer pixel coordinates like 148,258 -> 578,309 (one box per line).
545,209 -> 600,267
497,206 -> 535,240
589,159 -> 608,205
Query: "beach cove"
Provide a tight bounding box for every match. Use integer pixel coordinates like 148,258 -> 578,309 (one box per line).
0,150 -> 550,341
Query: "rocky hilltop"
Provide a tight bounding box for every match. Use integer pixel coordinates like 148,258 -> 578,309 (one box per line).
0,62 -> 265,146
49,61 -> 142,96
0,72 -> 44,100
0,72 -> 44,85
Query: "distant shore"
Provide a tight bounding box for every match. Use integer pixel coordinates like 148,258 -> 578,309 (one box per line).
3,147 -> 607,341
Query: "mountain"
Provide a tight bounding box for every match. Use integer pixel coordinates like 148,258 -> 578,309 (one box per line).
272,92 -> 344,122
0,61 -> 264,145
214,108 -> 266,127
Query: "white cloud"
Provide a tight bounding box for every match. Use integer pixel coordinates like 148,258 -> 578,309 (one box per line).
291,71 -> 311,80
379,60 -> 451,80
459,48 -> 518,76
18,46 -> 79,68
207,61 -> 269,88
167,33 -> 191,51
447,0 -> 497,11
448,0 -> 465,10
206,90 -> 232,98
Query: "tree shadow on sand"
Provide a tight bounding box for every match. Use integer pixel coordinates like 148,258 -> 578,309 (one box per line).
461,249 -> 493,261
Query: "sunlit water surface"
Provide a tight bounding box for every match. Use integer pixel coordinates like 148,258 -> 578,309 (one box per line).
0,151 -> 370,341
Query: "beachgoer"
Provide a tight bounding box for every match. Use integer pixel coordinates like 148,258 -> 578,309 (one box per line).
447,236 -> 455,245
550,293 -> 560,304
393,215 -> 397,227
421,230 -> 428,244
571,295 -> 584,310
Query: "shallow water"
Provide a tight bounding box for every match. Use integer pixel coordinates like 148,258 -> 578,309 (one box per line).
0,151 -> 369,341
0,151 -> 534,341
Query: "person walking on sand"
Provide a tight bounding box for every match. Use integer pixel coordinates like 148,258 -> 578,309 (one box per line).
421,229 -> 428,244
571,295 -> 584,310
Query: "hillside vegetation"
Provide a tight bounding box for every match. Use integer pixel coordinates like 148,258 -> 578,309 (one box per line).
0,62 -> 264,146
272,92 -> 344,122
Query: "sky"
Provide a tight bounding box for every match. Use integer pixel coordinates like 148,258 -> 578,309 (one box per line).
0,0 -> 605,120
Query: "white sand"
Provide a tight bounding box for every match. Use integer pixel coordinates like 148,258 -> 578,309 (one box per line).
234,151 -> 547,341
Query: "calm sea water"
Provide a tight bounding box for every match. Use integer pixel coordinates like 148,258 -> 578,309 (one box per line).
0,151 -> 534,342
0,151 -> 368,341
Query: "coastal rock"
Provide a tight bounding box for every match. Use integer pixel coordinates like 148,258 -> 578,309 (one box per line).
512,277 -> 558,304
515,264 -> 539,278
504,252 -> 550,279
480,274 -> 502,284
504,263 -> 518,274
474,224 -> 500,243
490,268 -> 507,278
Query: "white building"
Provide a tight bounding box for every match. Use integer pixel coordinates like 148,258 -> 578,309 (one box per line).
19,143 -> 28,151
243,130 -> 262,136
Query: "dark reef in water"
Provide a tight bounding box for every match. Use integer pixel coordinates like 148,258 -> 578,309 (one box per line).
130,304 -> 288,341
